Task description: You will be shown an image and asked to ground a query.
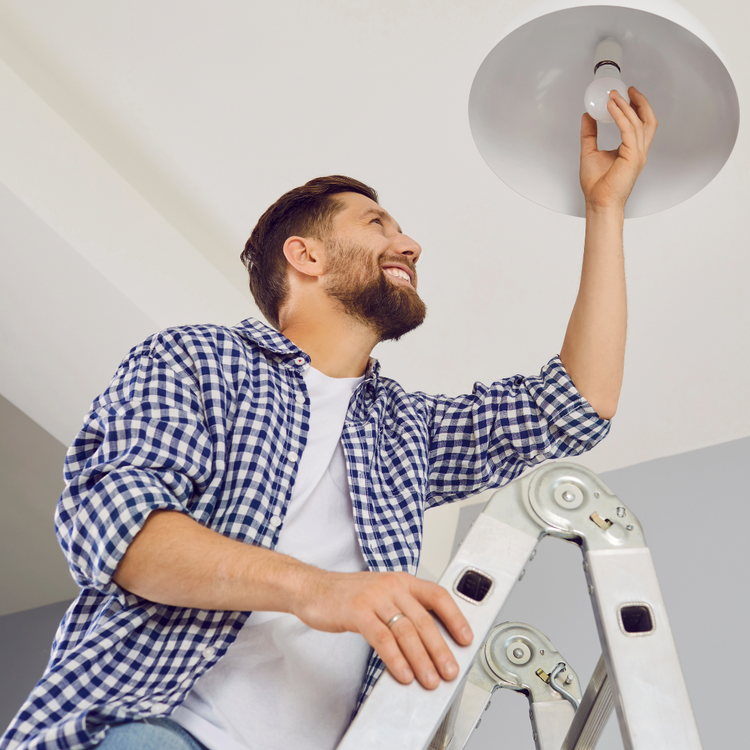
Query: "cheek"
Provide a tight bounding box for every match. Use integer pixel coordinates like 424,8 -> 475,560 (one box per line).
353,255 -> 381,285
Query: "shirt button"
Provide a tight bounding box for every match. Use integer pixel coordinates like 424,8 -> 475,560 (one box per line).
295,394 -> 306,404
202,646 -> 216,660
294,357 -> 306,365
288,452 -> 299,462
270,514 -> 282,528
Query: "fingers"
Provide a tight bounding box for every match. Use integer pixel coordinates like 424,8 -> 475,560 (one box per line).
359,576 -> 473,690
384,608 -> 445,688
609,87 -> 659,158
607,90 -> 643,156
395,580 -> 473,689
627,86 -> 658,150
362,606 -> 444,689
367,615 -> 416,685
397,600 -> 459,686
414,579 -> 473,648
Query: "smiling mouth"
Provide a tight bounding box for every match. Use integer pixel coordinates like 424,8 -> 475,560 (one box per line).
382,266 -> 414,287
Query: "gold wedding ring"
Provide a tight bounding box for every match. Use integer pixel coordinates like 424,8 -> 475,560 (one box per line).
386,613 -> 406,629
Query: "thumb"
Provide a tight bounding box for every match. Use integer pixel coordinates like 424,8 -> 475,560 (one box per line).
581,112 -> 598,157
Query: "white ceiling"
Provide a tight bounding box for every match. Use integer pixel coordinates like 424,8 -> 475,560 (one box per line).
0,0 -> 748,612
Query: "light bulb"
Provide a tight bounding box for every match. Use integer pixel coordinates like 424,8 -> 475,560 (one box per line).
583,38 -> 630,123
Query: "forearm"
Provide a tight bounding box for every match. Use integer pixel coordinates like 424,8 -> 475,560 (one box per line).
113,509 -> 316,612
113,508 -> 473,689
559,206 -> 626,420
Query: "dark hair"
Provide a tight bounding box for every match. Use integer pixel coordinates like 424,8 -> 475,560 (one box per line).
241,175 -> 379,329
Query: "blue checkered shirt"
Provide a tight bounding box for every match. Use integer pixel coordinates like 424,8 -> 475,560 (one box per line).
2,318 -> 609,750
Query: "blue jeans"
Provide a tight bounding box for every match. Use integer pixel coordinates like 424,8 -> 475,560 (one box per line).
96,718 -> 210,750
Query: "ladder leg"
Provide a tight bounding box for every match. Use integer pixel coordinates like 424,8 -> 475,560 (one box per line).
337,501 -> 541,750
561,654 -> 614,750
585,547 -> 701,749
525,463 -> 703,750
428,679 -> 467,750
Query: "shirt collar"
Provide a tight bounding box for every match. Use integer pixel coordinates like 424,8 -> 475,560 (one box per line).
233,317 -> 302,356
233,317 -> 381,381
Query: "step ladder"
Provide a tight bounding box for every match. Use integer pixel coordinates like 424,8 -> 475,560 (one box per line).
337,462 -> 702,750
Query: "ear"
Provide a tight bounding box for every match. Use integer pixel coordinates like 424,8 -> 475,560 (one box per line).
282,236 -> 325,278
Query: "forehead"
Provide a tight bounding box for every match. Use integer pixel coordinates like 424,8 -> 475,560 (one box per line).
334,192 -> 402,233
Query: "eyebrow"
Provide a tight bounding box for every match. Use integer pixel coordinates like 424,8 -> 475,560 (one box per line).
360,208 -> 403,234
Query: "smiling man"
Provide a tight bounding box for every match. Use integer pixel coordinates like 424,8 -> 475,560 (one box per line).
2,88 -> 657,750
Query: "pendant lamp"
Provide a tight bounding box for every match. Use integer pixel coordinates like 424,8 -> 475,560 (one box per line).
468,0 -> 740,218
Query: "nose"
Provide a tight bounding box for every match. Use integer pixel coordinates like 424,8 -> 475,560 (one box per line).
393,233 -> 422,264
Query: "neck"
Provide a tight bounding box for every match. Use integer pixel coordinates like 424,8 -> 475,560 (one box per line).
280,300 -> 378,379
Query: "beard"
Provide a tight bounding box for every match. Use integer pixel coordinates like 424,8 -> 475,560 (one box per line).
322,237 -> 427,342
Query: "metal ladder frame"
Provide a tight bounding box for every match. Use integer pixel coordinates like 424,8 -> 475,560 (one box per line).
337,462 -> 702,750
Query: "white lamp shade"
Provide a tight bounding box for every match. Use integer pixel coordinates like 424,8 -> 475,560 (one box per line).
468,0 -> 740,218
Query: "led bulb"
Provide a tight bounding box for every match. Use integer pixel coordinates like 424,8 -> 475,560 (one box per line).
584,38 -> 630,123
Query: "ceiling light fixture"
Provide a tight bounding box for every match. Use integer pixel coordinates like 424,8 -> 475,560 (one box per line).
468,0 -> 740,218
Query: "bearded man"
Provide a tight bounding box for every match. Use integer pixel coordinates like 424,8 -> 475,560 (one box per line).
2,87 -> 657,750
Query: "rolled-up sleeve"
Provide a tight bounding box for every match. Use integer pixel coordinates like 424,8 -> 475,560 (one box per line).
55,349 -> 214,594
424,355 -> 610,507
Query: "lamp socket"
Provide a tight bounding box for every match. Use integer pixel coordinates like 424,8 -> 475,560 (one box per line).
594,37 -> 623,73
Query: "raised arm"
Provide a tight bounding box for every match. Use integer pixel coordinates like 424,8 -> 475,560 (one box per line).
560,87 -> 657,419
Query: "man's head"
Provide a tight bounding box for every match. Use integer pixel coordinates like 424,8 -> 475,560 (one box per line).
242,176 -> 425,340
241,176 -> 378,329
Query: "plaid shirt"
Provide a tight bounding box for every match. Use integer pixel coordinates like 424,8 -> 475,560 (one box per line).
2,318 -> 609,750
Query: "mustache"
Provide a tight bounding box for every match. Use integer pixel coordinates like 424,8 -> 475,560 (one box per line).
378,253 -> 417,278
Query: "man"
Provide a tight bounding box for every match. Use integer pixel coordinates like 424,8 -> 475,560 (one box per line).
2,87 -> 657,750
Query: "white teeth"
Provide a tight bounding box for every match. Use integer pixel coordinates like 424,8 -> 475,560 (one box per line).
384,267 -> 411,283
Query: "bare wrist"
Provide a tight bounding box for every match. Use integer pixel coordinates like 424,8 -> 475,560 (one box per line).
285,562 -> 329,619
585,203 -> 625,220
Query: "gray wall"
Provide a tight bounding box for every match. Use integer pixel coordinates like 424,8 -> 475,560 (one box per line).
2,437 -> 748,744
0,393 -> 80,616
0,598 -> 72,733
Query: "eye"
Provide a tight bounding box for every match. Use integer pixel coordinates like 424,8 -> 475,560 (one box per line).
370,218 -> 383,225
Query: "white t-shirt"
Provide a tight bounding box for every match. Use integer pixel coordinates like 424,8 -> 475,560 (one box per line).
172,366 -> 370,750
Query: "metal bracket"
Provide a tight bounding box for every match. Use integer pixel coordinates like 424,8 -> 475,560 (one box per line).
429,622 -> 581,750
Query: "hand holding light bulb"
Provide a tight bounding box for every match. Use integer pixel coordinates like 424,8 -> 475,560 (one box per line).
579,83 -> 658,213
